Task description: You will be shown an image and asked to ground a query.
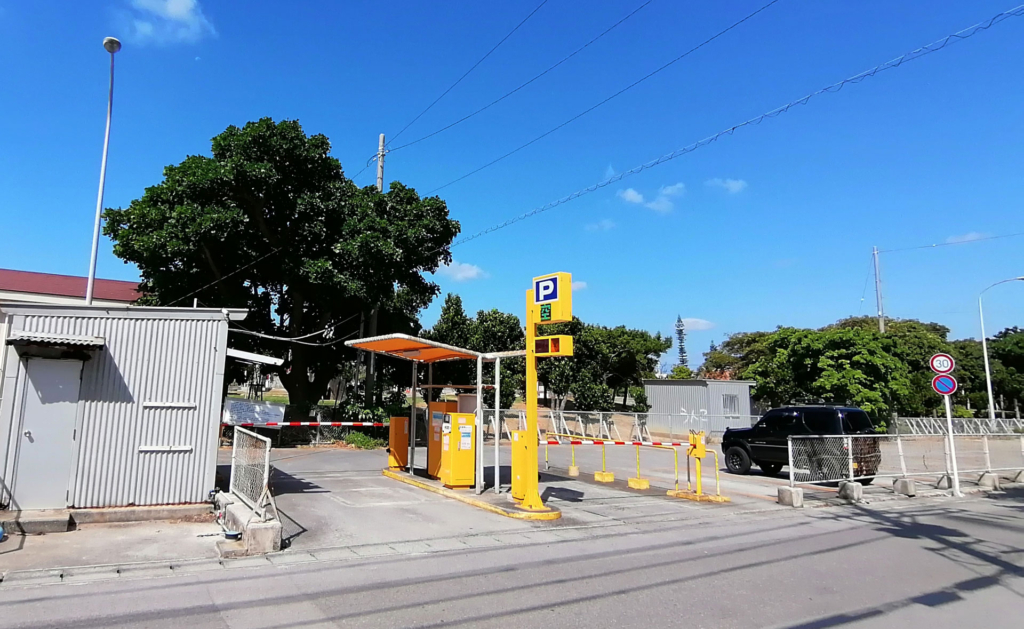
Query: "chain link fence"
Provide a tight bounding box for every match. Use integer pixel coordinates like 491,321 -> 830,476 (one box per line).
788,434 -> 1024,487
894,417 -> 1024,435
230,426 -> 272,520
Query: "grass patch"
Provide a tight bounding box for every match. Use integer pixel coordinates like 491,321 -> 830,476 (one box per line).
343,431 -> 387,450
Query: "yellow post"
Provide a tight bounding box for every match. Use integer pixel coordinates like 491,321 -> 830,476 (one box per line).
521,274 -> 573,510
628,444 -> 650,490
712,450 -> 722,496
695,457 -> 703,496
673,447 -> 679,493
594,442 -> 614,483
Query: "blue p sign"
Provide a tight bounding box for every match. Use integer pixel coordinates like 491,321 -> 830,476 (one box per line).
534,277 -> 559,304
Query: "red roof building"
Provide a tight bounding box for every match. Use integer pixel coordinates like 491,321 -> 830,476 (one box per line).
0,268 -> 141,304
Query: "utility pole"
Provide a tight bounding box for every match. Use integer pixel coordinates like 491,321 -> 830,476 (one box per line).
872,246 -> 885,333
365,134 -> 386,406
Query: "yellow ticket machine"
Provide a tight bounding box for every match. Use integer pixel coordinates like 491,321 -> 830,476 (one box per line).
388,417 -> 409,470
439,412 -> 476,488
427,401 -> 458,478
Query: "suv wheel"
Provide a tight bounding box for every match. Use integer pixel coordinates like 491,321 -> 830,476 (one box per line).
760,463 -> 783,477
725,447 -> 751,475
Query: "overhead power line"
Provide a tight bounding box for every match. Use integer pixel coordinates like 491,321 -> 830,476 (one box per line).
387,0 -> 550,147
446,4 -> 1024,249
390,0 -> 657,153
428,0 -> 784,194
167,247 -> 284,306
879,231 -> 1024,254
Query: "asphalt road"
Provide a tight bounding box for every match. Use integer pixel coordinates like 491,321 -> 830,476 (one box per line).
2,489 -> 1022,628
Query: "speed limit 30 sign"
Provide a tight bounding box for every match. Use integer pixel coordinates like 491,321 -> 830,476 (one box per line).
929,353 -> 955,375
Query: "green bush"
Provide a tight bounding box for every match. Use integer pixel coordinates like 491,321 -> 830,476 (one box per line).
343,431 -> 387,450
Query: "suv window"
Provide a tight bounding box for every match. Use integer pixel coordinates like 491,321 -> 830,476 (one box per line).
760,410 -> 800,434
802,409 -> 841,434
841,410 -> 874,433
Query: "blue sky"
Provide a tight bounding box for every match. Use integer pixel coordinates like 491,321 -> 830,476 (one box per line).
1,1 -> 1022,368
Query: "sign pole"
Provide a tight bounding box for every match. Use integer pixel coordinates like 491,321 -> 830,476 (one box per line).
522,289 -> 546,510
943,394 -> 962,497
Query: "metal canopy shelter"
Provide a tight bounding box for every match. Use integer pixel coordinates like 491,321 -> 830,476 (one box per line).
346,334 -> 525,494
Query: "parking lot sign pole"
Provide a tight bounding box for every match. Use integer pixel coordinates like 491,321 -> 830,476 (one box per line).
943,394 -> 962,497
521,272 -> 573,511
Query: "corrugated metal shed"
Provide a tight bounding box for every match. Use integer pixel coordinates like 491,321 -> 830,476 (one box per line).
0,303 -> 245,508
643,379 -> 755,418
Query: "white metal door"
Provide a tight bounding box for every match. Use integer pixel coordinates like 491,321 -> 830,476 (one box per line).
13,359 -> 83,510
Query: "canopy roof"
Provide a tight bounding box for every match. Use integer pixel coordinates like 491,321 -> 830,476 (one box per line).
344,333 -> 529,363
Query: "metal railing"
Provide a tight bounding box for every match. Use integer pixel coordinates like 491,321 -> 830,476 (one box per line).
788,433 -> 1024,487
230,426 -> 272,520
481,409 -> 757,441
894,417 -> 1024,435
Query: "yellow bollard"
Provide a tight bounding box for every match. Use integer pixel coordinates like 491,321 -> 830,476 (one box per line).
568,442 -> 579,477
668,431 -> 730,503
594,442 -> 614,482
628,444 -> 650,490
695,456 -> 703,496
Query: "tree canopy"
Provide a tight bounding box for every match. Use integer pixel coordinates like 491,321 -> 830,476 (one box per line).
104,118 -> 460,407
702,315 -> 1024,421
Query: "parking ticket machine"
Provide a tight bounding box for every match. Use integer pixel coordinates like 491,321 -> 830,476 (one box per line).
427,401 -> 458,478
439,412 -> 476,488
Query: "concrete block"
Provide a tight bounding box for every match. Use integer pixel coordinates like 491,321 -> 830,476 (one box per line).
71,504 -> 212,525
777,486 -> 803,508
892,478 -> 917,497
838,481 -> 864,502
243,519 -> 282,555
567,465 -> 580,478
594,471 -> 615,483
0,510 -> 71,535
936,475 -> 953,490
627,477 -> 650,490
978,473 -> 1002,490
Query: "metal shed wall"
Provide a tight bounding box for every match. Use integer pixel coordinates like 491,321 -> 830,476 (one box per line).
705,380 -> 754,417
0,306 -> 235,508
644,380 -> 709,416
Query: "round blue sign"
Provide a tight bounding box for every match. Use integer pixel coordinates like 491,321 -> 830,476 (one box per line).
932,374 -> 957,396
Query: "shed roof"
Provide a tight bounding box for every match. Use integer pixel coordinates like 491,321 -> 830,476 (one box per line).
6,330 -> 105,348
346,334 -> 483,363
0,302 -> 247,321
0,268 -> 141,303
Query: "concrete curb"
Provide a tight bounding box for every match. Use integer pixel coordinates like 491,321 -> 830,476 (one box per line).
381,469 -> 562,521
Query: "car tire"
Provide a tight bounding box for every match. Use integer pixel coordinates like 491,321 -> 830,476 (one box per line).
856,477 -> 875,486
760,463 -> 783,477
725,447 -> 751,475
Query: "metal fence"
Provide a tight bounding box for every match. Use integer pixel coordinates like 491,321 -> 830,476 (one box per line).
230,426 -> 272,520
788,433 -> 1024,487
482,409 -> 757,442
894,417 -> 1024,435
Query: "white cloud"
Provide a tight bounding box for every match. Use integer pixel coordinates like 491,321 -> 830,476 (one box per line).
617,188 -> 644,204
437,260 -> 487,282
127,0 -> 215,44
644,182 -> 684,214
585,218 -> 616,232
678,317 -> 714,331
706,178 -> 748,194
946,231 -> 989,244
571,281 -> 587,291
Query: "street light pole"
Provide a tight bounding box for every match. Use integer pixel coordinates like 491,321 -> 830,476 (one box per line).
979,276 -> 1024,421
85,37 -> 121,305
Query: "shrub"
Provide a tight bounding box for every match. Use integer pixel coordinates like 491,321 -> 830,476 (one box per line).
343,431 -> 386,450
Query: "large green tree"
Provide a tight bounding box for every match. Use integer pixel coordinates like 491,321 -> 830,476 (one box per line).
104,118 -> 459,407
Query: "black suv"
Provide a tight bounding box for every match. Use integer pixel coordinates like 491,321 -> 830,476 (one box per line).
721,406 -> 878,480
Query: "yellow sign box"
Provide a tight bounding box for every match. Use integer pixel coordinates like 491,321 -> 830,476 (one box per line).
532,272 -> 572,324
534,335 -> 573,357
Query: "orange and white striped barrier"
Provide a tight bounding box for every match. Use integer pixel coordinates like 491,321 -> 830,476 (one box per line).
224,421 -> 388,427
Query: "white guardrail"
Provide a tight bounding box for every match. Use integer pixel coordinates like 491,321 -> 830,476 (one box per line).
482,409 -> 757,441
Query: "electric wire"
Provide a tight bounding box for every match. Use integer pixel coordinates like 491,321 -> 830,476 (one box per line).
389,0 -> 656,153
427,0 -> 784,194
445,4 -> 1024,249
167,247 -> 284,306
387,0 -> 550,147
230,311 -> 362,341
858,255 -> 873,314
229,326 -> 362,347
878,231 -> 1024,254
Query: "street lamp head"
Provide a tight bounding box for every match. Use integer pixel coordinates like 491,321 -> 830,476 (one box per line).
103,37 -> 121,54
